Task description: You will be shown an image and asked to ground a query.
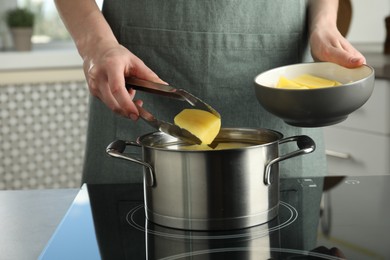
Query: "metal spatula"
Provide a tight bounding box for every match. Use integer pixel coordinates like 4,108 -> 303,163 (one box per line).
126,77 -> 220,145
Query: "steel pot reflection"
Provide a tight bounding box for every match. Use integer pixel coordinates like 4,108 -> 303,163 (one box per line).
145,217 -> 281,260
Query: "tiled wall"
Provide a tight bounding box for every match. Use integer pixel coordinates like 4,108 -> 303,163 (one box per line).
0,81 -> 89,189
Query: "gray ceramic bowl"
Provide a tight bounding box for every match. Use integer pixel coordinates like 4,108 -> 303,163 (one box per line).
254,62 -> 375,127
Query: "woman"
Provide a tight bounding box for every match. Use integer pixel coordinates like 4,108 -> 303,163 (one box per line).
55,0 -> 365,184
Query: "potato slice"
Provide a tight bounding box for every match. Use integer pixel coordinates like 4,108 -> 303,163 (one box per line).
292,74 -> 341,89
276,76 -> 309,89
174,109 -> 221,145
276,74 -> 341,89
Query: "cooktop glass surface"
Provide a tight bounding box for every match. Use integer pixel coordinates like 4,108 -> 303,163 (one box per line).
39,175 -> 390,260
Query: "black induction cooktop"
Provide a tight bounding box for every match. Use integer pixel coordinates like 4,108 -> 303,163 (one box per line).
39,175 -> 390,260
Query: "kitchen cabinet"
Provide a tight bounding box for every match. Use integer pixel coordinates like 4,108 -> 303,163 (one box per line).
324,55 -> 390,176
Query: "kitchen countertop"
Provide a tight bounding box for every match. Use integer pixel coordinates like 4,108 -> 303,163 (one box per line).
0,188 -> 78,260
364,52 -> 390,79
2,176 -> 390,259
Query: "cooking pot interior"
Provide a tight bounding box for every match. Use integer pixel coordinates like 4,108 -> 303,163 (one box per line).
137,128 -> 283,150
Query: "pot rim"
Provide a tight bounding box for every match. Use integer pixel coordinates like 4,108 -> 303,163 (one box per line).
136,127 -> 284,151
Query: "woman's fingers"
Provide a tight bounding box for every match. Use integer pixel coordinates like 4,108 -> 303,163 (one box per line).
321,45 -> 366,68
86,60 -> 124,114
129,56 -> 168,85
325,40 -> 366,68
83,44 -> 166,120
310,27 -> 366,68
107,63 -> 140,118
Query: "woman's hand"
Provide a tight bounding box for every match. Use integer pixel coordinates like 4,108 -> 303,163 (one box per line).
308,0 -> 366,68
84,41 -> 165,120
309,25 -> 366,68
55,0 -> 165,120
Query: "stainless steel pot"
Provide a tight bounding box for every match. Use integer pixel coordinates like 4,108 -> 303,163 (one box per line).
106,128 -> 315,230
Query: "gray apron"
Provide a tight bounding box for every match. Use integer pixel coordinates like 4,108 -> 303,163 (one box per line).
82,0 -> 327,184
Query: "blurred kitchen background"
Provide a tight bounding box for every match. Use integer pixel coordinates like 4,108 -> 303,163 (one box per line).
0,0 -> 389,190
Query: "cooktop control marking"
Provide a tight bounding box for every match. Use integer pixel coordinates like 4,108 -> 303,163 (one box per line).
345,180 -> 360,185
300,179 -> 317,188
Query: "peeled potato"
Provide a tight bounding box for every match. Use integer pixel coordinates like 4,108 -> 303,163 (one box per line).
276,74 -> 341,89
174,109 -> 221,145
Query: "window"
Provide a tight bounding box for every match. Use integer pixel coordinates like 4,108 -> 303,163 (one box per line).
17,0 -> 103,46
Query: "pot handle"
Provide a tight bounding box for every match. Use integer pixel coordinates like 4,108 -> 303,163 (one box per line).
106,140 -> 155,187
264,135 -> 316,185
